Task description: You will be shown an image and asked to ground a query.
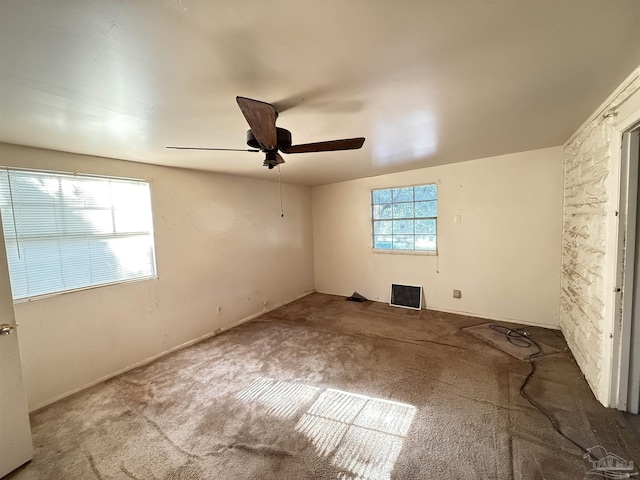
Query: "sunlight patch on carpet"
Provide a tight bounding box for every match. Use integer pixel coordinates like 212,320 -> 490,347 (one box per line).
237,379 -> 416,480
236,377 -> 320,419
296,389 -> 415,480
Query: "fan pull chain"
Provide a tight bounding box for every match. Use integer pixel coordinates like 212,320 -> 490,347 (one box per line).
278,165 -> 284,218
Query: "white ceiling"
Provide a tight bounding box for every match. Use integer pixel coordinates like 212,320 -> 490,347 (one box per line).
1,1 -> 639,186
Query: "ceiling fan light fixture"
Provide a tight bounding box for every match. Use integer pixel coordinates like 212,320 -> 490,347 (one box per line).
263,151 -> 285,169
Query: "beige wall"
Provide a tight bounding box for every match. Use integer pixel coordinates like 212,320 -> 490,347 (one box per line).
312,146 -> 564,327
0,143 -> 315,410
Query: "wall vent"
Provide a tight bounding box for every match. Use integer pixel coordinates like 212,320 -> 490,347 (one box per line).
390,284 -> 423,310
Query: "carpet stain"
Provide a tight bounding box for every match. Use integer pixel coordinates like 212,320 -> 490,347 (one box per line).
85,452 -> 104,480
230,443 -> 295,457
119,463 -> 143,480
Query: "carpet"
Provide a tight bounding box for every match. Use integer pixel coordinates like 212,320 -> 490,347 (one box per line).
462,322 -> 564,361
7,293 -> 640,480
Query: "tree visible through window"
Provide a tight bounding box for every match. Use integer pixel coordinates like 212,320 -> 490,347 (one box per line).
0,168 -> 157,300
371,184 -> 437,252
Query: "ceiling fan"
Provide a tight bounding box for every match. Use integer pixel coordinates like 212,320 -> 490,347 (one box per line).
167,97 -> 365,169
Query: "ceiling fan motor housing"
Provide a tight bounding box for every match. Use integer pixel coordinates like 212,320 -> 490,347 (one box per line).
246,128 -> 292,151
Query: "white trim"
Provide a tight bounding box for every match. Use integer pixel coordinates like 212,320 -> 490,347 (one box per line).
371,248 -> 437,256
389,283 -> 423,310
28,290 -> 314,413
13,275 -> 157,304
618,126 -> 640,412
610,129 -> 630,409
369,182 -> 439,191
370,183 -> 439,254
609,111 -> 640,409
599,130 -> 623,406
564,67 -> 640,147
424,305 -> 561,330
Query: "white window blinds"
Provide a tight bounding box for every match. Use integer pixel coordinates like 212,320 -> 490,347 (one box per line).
0,168 -> 157,300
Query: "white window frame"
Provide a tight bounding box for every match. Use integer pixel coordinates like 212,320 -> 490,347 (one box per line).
371,183 -> 438,255
0,167 -> 158,301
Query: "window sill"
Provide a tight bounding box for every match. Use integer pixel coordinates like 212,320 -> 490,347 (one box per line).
371,248 -> 438,256
13,275 -> 158,304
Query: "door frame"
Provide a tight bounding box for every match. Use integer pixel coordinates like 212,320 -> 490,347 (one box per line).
610,109 -> 640,411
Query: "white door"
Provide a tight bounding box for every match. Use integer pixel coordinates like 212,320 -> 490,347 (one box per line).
0,216 -> 32,477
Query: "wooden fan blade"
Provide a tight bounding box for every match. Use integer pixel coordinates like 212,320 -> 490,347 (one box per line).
236,96 -> 278,149
281,137 -> 365,154
166,147 -> 260,152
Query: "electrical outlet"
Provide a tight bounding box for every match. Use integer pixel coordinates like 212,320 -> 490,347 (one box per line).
263,299 -> 269,306
217,306 -> 222,315
453,289 -> 462,299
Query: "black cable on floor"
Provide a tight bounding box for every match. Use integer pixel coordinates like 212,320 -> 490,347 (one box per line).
489,324 -> 590,455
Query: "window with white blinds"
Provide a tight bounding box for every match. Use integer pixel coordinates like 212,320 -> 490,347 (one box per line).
0,168 -> 157,300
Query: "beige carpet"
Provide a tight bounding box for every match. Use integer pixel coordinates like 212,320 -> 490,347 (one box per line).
462,322 -> 563,361
7,293 -> 640,479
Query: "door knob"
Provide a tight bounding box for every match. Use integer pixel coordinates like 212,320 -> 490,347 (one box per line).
0,323 -> 14,335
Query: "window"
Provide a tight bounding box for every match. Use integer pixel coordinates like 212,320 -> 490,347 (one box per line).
0,168 -> 157,300
371,184 -> 437,252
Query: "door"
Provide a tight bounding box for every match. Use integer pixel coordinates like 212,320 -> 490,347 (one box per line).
627,128 -> 640,413
617,125 -> 640,414
0,215 -> 32,476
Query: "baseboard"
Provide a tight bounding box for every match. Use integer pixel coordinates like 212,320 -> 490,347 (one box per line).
28,290 -> 315,413
225,290 -> 315,329
424,305 -> 560,330
314,289 -> 560,330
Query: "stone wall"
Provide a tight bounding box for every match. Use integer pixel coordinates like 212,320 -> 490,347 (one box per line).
561,74 -> 640,400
